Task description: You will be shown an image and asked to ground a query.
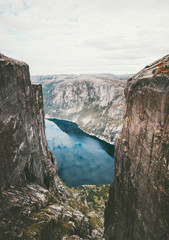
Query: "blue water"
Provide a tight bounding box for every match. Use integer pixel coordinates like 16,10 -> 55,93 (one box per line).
45,119 -> 114,187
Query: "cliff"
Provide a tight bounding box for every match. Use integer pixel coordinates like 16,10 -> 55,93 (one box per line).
0,54 -> 107,240
31,74 -> 129,144
104,55 -> 169,239
0,53 -> 50,188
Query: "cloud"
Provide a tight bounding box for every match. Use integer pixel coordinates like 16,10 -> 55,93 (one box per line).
0,0 -> 169,74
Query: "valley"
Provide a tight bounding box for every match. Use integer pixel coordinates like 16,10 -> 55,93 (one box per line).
31,74 -> 131,144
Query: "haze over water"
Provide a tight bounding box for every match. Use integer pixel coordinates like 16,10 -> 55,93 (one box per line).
45,119 -> 114,187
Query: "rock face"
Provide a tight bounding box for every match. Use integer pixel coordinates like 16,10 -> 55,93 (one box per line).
31,74 -> 129,143
0,54 -> 107,240
104,55 -> 169,239
0,54 -> 49,188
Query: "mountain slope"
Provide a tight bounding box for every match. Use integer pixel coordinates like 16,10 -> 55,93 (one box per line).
31,74 -> 130,143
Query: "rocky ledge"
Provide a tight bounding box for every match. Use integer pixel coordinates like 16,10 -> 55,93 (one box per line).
0,182 -> 110,240
105,55 -> 169,240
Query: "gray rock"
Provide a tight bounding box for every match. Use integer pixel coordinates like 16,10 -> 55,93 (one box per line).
0,53 -> 49,188
104,55 -> 169,240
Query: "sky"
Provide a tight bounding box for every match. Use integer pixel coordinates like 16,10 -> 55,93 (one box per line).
0,0 -> 169,75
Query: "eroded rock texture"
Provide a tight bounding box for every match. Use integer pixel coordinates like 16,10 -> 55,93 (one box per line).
0,54 -> 50,188
105,55 -> 169,240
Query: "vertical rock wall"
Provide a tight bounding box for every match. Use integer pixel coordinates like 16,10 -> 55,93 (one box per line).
105,55 -> 169,240
0,54 -> 49,188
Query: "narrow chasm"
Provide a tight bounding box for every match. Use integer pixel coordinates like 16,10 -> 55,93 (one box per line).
45,118 -> 115,187
44,118 -> 115,239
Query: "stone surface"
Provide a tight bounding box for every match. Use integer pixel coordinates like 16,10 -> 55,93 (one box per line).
31,74 -> 130,143
0,53 -> 49,188
104,55 -> 169,240
0,182 -> 109,239
0,184 -> 88,240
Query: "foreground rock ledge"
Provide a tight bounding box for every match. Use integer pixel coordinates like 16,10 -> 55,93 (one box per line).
105,55 -> 169,240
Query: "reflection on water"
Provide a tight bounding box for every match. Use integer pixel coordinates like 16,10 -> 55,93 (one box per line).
45,119 -> 114,187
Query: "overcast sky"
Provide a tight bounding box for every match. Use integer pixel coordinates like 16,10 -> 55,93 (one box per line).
0,0 -> 169,75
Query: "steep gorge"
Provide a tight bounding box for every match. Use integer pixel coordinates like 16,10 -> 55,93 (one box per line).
1,52 -> 169,240
105,55 -> 169,240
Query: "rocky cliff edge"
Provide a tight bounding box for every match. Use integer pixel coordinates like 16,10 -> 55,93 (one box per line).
0,53 -> 52,188
104,55 -> 169,240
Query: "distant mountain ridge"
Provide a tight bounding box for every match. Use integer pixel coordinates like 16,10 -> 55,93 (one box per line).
31,73 -> 132,143
32,73 -> 133,81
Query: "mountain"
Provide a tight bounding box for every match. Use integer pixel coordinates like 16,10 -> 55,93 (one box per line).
31,74 -> 131,143
104,55 -> 169,240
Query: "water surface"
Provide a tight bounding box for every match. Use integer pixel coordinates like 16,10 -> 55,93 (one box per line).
45,119 -> 114,187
